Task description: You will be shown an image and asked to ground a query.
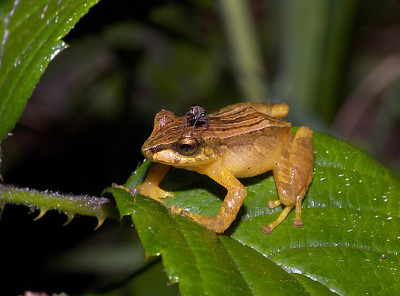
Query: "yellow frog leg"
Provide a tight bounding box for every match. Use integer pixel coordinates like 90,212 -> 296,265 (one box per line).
267,200 -> 282,208
170,160 -> 247,234
135,162 -> 175,204
114,163 -> 174,204
254,103 -> 289,118
262,205 -> 294,234
219,102 -> 289,118
263,126 -> 314,234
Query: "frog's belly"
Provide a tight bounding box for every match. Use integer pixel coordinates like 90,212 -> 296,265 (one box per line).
221,138 -> 284,178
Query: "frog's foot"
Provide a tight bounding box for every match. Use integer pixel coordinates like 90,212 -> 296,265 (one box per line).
262,204 -> 293,234
170,205 -> 228,234
112,183 -> 133,193
170,205 -> 186,216
135,182 -> 174,204
293,199 -> 303,227
112,183 -> 143,196
261,224 -> 274,234
112,183 -> 173,204
293,219 -> 303,227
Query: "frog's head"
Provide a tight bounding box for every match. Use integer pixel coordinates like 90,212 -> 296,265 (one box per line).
141,109 -> 217,167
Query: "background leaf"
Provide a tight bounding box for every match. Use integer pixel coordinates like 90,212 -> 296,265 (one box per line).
0,0 -> 100,140
112,132 -> 400,295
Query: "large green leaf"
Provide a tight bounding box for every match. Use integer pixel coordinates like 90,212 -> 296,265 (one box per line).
112,132 -> 400,295
0,0 -> 100,140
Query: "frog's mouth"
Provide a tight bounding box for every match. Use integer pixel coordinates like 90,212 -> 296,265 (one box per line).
141,147 -> 184,166
141,144 -> 166,159
141,144 -> 176,163
142,147 -> 217,169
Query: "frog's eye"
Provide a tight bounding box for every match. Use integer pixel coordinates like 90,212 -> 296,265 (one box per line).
177,137 -> 199,156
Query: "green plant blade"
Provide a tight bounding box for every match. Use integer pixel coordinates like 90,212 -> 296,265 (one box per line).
112,132 -> 400,295
0,0 -> 100,140
277,0 -> 359,121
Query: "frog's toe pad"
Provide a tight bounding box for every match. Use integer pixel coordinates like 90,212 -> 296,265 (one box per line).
261,224 -> 274,235
293,220 -> 303,227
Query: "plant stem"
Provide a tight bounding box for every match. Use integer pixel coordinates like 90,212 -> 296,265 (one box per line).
0,185 -> 119,227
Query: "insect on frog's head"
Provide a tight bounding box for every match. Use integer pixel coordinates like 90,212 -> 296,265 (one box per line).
141,109 -> 217,167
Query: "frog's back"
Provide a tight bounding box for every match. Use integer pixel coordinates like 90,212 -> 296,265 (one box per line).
202,103 -> 292,178
202,103 -> 290,141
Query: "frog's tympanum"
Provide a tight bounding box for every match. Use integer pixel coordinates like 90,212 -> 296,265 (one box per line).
131,103 -> 314,234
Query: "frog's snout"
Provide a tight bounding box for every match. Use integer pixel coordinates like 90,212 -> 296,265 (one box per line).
141,146 -> 155,161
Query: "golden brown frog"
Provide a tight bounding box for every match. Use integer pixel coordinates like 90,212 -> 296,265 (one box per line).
130,103 -> 314,234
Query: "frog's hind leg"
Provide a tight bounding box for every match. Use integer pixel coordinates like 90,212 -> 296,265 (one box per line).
241,102 -> 289,118
262,205 -> 294,234
263,126 -> 314,234
170,160 -> 247,234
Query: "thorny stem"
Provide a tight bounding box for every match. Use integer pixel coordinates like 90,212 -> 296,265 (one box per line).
0,185 -> 119,228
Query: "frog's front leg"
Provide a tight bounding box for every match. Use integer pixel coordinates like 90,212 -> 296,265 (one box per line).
118,162 -> 174,204
262,126 -> 314,234
170,160 -> 246,234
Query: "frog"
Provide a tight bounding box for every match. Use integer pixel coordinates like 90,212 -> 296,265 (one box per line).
127,102 -> 314,234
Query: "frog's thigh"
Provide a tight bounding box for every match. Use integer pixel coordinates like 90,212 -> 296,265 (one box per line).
266,127 -> 313,232
244,102 -> 289,118
275,126 -> 313,202
171,161 -> 246,234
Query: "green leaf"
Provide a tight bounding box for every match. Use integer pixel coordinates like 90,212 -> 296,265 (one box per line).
111,132 -> 400,295
0,0 -> 100,140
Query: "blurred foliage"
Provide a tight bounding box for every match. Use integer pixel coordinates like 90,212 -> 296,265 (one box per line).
1,0 -> 400,295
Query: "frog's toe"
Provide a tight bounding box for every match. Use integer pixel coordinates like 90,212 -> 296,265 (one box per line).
170,205 -> 187,216
112,184 -> 133,194
163,191 -> 175,198
293,219 -> 303,227
128,187 -> 140,195
135,183 -> 174,200
152,189 -> 174,202
261,224 -> 274,234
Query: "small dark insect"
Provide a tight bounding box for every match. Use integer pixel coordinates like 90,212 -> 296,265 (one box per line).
184,105 -> 211,132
